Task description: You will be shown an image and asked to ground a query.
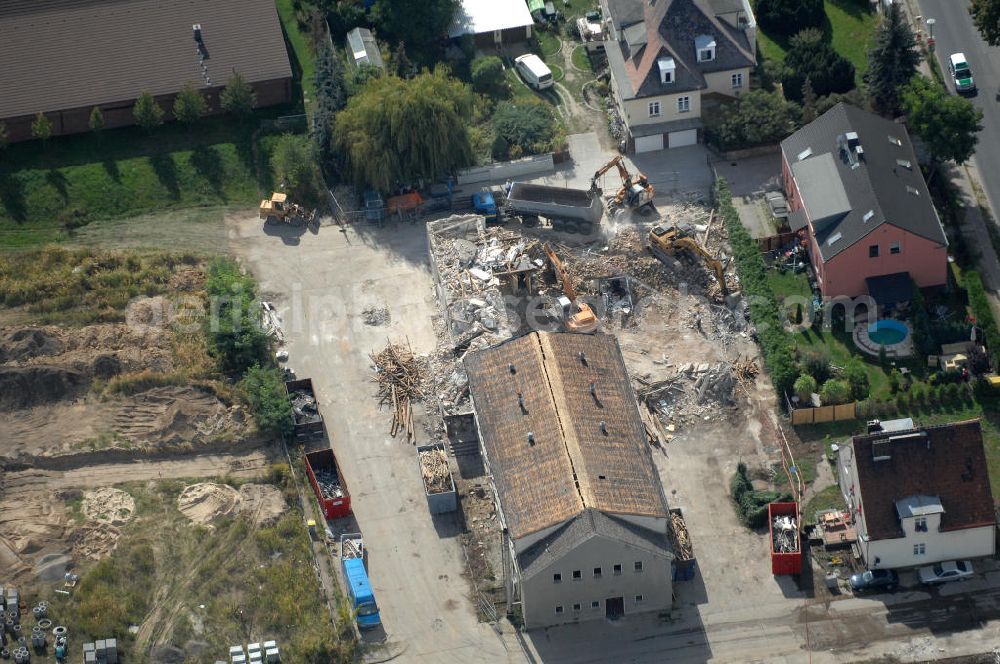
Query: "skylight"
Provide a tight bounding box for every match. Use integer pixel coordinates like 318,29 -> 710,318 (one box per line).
906,185 -> 920,196
896,159 -> 912,169
863,210 -> 874,223
827,232 -> 842,246
888,135 -> 902,146
797,147 -> 813,161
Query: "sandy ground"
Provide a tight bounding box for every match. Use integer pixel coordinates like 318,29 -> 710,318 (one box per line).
175,482 -> 285,527
83,487 -> 136,525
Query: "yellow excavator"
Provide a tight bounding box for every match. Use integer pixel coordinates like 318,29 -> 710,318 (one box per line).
648,225 -> 728,296
259,192 -> 315,225
544,243 -> 600,334
590,155 -> 655,216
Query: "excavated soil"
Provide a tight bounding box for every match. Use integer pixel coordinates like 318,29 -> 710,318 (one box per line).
71,522 -> 123,561
82,487 -> 136,525
176,483 -> 242,526
238,483 -> 286,526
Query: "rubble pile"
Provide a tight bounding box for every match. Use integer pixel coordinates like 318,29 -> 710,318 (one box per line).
772,515 -> 799,553
693,363 -> 735,404
361,305 -> 391,326
669,511 -> 693,561
371,341 -> 426,442
419,448 -> 452,494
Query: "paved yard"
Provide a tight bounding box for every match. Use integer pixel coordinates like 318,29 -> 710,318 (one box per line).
712,153 -> 785,239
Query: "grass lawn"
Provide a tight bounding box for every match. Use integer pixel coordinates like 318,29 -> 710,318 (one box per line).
571,45 -> 594,72
803,483 -> 848,519
755,0 -> 877,82
536,29 -> 563,59
275,0 -> 317,107
505,69 -> 562,108
0,116 -> 283,248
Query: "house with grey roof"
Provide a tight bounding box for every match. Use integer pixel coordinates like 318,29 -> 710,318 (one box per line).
464,332 -> 674,629
600,0 -> 757,152
780,103 -> 948,300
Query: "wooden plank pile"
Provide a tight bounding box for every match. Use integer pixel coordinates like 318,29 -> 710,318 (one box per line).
670,511 -> 693,561
419,448 -> 451,494
371,341 -> 425,444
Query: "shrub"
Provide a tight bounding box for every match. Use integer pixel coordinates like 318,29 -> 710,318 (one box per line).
716,180 -> 797,396
270,133 -> 321,204
888,368 -> 901,394
895,393 -> 907,411
756,0 -> 825,35
241,365 -> 293,438
966,270 -> 1000,369
801,349 -> 832,384
730,462 -> 791,528
471,56 -> 507,96
205,259 -> 271,374
911,384 -> 926,406
783,29 -> 857,101
703,89 -> 801,151
491,100 -> 557,159
943,382 -> 960,403
820,379 -> 851,405
843,358 -> 870,401
794,374 -> 817,403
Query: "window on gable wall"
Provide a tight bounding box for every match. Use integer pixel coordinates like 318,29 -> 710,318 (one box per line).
677,96 -> 691,113
869,244 -> 879,258
731,73 -> 743,88
648,101 -> 661,117
890,242 -> 900,254
915,517 -> 927,532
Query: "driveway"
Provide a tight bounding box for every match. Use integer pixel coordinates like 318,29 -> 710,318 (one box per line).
712,153 -> 785,239
228,220 -> 513,663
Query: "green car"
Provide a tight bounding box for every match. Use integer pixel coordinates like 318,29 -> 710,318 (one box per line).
949,53 -> 977,95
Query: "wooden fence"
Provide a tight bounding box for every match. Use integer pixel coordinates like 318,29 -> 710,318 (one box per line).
757,231 -> 800,253
789,402 -> 859,425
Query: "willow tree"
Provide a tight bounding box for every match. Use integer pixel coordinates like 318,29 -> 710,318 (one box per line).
333,67 -> 474,191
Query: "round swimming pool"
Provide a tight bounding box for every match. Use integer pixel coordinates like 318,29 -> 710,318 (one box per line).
867,319 -> 909,346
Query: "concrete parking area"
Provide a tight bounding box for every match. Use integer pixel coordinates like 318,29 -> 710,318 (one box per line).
228,220 -> 513,664
712,153 -> 785,239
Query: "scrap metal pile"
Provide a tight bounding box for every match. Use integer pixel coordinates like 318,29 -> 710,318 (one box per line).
314,468 -> 345,499
772,515 -> 799,553
288,389 -> 321,424
419,448 -> 452,494
371,341 -> 425,443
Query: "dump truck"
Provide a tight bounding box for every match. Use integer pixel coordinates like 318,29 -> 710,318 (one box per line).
472,182 -> 603,234
769,502 -> 802,575
285,378 -> 325,441
304,449 -> 351,519
341,533 -> 381,629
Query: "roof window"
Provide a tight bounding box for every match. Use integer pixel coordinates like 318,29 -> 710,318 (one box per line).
863,210 -> 874,223
896,159 -> 912,169
797,147 -> 813,161
827,232 -> 843,246
888,135 -> 902,146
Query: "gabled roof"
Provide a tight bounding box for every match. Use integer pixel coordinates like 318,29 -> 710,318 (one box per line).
518,508 -> 673,579
781,103 -> 948,261
448,0 -> 534,38
604,0 -> 755,99
0,0 -> 292,121
464,332 -> 669,541
849,420 -> 996,541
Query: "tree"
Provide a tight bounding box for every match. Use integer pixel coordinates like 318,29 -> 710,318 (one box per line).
491,100 -> 557,159
864,3 -> 921,116
755,0 -> 825,35
843,358 -> 870,401
704,89 -> 801,150
241,365 -> 293,437
89,106 -> 104,135
820,379 -> 852,405
372,0 -> 459,65
173,82 -> 208,128
794,374 -> 817,402
801,77 -> 818,124
0,122 -> 8,151
334,67 -> 475,191
270,133 -> 320,201
901,76 -> 983,175
31,112 -> 52,144
220,71 -> 258,120
471,56 -> 507,96
133,91 -> 164,132
970,0 -> 1000,46
783,29 -> 856,101
312,43 -> 348,163
391,42 -> 416,79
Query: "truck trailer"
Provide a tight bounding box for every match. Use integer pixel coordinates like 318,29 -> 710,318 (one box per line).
304,449 -> 351,519
472,181 -> 603,234
285,378 -> 325,441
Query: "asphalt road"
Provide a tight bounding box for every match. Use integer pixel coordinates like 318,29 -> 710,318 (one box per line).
914,0 -> 1000,211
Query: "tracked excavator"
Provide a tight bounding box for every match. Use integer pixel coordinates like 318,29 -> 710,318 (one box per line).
648,225 -> 728,297
544,243 -> 600,334
590,155 -> 656,216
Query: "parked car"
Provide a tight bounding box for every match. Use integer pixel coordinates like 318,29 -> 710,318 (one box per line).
514,54 -> 554,91
948,53 -> 977,95
764,191 -> 789,220
918,560 -> 973,585
849,569 -> 898,593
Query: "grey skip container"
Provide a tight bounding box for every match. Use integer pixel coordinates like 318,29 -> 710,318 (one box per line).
416,443 -> 457,515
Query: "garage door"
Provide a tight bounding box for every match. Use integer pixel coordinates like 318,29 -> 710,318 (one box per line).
668,129 -> 698,148
634,134 -> 664,153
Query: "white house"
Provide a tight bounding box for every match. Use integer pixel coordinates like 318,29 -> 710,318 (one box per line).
465,332 -> 674,629
837,419 -> 996,570
600,0 -> 757,152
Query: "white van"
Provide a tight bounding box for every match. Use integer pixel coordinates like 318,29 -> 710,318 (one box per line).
514,54 -> 554,90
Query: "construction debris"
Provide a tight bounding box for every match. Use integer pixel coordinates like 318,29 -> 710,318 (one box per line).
288,389 -> 321,425
733,355 -> 759,391
693,363 -> 735,404
669,511 -> 693,561
371,341 -> 425,443
772,515 -> 799,553
260,302 -> 284,342
313,468 -> 345,499
419,448 -> 452,494
362,305 -> 391,327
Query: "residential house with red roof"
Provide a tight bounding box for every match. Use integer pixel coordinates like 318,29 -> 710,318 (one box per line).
837,419 -> 996,570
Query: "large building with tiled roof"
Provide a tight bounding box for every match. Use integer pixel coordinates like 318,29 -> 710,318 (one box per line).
465,332 -> 674,628
600,0 -> 757,152
837,419 -> 996,570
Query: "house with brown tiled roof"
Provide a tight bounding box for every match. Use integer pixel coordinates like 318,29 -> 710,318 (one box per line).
600,0 -> 757,152
837,419 -> 997,570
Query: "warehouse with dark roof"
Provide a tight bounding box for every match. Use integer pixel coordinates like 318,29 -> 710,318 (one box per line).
0,0 -> 293,141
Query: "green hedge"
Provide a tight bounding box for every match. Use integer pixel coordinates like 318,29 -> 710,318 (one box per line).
731,462 -> 792,528
965,270 -> 1000,366
716,179 -> 797,396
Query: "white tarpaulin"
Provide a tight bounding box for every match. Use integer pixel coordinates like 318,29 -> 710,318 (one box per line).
448,0 -> 534,38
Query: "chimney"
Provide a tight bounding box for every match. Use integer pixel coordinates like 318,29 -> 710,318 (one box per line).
527,432 -> 535,446
578,351 -> 587,366
192,24 -> 203,42
508,362 -> 516,374
599,421 -> 608,435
